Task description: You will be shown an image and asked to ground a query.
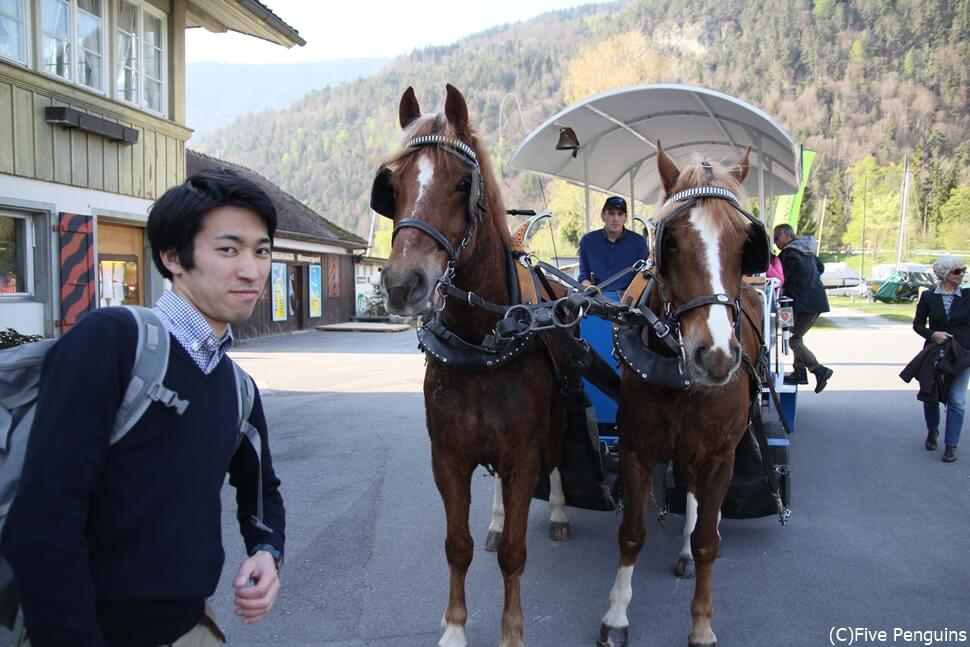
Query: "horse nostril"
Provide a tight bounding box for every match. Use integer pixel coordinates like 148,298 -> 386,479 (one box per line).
405,271 -> 428,305
692,344 -> 708,367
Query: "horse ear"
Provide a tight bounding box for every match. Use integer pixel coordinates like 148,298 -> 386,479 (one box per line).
445,84 -> 469,134
731,145 -> 751,184
399,86 -> 421,130
656,140 -> 680,196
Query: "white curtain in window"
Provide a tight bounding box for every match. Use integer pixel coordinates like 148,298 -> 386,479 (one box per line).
42,0 -> 71,79
143,12 -> 162,112
0,0 -> 26,63
76,0 -> 103,90
116,0 -> 138,102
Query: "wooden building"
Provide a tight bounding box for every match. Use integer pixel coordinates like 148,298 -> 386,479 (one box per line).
0,0 -> 303,337
187,150 -> 367,339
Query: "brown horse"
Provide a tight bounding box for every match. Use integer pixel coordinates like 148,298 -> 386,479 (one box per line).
378,85 -> 573,647
598,144 -> 767,647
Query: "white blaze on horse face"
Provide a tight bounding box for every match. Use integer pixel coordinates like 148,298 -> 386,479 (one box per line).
399,154 -> 436,257
602,565 -> 635,628
688,208 -> 734,357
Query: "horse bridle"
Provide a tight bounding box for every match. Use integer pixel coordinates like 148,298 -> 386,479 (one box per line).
647,161 -> 770,336
370,133 -> 485,287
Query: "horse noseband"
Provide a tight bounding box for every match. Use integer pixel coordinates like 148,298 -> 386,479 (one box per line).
369,133 -> 485,266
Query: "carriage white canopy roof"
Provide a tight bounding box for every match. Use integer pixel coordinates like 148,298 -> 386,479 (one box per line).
510,84 -> 801,209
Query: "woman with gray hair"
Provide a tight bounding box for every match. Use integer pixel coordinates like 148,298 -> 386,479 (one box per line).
912,255 -> 970,462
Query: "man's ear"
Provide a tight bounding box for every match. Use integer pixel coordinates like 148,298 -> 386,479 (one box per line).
160,249 -> 183,277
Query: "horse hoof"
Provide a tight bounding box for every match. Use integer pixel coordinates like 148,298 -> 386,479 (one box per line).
675,556 -> 695,579
485,530 -> 502,552
688,642 -> 716,647
549,521 -> 571,542
597,622 -> 629,647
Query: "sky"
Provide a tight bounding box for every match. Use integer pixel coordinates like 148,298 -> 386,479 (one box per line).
186,0 -> 609,64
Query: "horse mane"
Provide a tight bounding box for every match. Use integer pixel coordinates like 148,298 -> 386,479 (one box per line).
380,113 -> 511,249
653,154 -> 751,239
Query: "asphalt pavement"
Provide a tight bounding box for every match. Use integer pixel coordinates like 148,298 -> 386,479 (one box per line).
205,318 -> 969,646
3,317 -> 967,647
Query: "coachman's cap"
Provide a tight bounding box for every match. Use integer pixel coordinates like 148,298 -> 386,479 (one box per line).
602,196 -> 627,213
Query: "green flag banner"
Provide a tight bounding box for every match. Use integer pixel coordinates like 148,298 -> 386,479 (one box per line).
772,149 -> 816,232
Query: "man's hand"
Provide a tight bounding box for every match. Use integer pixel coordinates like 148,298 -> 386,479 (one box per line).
931,331 -> 952,344
233,551 -> 280,624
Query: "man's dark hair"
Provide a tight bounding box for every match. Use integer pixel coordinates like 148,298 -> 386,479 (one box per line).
147,169 -> 277,279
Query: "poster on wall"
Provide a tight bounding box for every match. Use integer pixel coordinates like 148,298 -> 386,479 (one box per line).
309,265 -> 322,318
271,262 -> 287,321
327,256 -> 340,297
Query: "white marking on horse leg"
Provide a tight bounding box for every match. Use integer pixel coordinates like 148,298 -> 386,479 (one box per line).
681,491 -> 698,560
690,622 -> 718,646
488,476 -> 505,533
548,467 -> 569,524
688,209 -> 734,356
439,617 -> 468,647
602,565 -> 635,628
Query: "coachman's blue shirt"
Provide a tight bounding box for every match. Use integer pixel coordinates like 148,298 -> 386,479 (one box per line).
578,228 -> 648,292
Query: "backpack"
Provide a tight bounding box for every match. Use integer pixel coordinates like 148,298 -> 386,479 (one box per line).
0,306 -> 264,630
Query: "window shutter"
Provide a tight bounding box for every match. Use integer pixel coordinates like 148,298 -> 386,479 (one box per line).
58,212 -> 96,333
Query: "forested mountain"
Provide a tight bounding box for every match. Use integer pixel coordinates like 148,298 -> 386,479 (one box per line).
197,0 -> 969,259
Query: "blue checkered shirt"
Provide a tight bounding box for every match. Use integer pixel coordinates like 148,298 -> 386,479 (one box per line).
152,290 -> 233,374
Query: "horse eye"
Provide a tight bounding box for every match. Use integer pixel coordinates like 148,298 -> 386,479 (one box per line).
456,178 -> 471,193
664,236 -> 678,252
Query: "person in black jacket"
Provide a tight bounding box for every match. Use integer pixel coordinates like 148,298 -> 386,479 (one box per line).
773,224 -> 834,393
2,170 -> 286,646
913,255 -> 970,463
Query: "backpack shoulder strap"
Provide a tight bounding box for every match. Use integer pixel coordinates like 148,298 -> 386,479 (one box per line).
230,361 -> 273,534
111,306 -> 188,444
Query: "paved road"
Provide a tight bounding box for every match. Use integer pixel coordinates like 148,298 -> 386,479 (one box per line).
205,320 -> 969,646
4,318 -> 967,646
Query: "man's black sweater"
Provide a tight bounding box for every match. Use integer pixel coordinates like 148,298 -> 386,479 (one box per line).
1,309 -> 285,646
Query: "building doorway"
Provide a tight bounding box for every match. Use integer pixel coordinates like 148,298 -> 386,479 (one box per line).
97,222 -> 145,306
288,265 -> 305,329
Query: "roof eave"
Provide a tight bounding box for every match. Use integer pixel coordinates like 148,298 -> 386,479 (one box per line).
186,0 -> 305,48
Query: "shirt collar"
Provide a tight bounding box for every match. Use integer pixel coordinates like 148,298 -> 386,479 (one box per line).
933,284 -> 963,297
599,227 -> 627,244
153,289 -> 234,352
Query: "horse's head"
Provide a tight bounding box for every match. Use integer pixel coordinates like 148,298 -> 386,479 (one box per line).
650,142 -> 769,386
372,85 -> 503,316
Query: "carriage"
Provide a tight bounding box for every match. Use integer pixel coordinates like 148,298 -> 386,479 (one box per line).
508,84 -> 801,522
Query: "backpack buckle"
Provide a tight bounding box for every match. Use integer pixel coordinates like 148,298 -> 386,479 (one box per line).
147,384 -> 190,415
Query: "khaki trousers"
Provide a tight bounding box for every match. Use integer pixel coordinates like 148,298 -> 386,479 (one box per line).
18,602 -> 225,646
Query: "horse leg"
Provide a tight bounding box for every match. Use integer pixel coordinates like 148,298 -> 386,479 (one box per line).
677,491 -> 699,578
496,457 -> 540,647
547,467 -> 571,541
598,446 -> 654,647
486,475 -> 504,552
687,457 -> 733,647
432,450 -> 475,647
676,493 -> 721,579
546,405 -> 570,541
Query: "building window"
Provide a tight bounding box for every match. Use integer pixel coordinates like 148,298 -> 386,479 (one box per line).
40,0 -> 105,92
115,0 -> 165,114
0,213 -> 32,296
0,0 -> 28,64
